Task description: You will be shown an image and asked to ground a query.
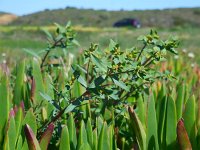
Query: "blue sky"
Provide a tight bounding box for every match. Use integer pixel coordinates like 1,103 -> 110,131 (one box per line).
1,0 -> 200,16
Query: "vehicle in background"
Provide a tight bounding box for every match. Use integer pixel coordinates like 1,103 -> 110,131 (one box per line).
113,18 -> 141,28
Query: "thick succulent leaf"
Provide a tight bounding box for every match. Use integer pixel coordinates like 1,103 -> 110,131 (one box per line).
67,113 -> 77,149
59,126 -> 70,150
16,135 -> 23,150
32,59 -> 45,105
15,107 -> 23,138
22,108 -> 37,134
4,115 -> 17,150
93,129 -> 98,150
77,120 -> 88,149
128,107 -> 146,150
86,118 -> 93,148
177,119 -> 192,150
39,123 -> 54,150
183,95 -> 197,149
166,96 -> 177,149
79,142 -> 92,150
24,124 -> 41,150
157,96 -> 167,148
176,84 -> 185,120
0,75 -> 10,144
147,95 -> 159,150
13,60 -> 25,105
98,122 -> 110,150
136,95 -> 145,127
96,116 -> 104,137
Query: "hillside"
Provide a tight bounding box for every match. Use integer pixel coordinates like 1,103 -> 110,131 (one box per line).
10,7 -> 200,28
0,13 -> 18,25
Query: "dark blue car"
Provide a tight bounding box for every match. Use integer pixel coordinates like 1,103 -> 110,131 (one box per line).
113,18 -> 141,28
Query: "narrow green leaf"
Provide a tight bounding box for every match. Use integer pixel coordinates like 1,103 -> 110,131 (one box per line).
0,75 -> 9,144
32,59 -> 45,105
67,113 -> 77,149
22,108 -> 37,134
176,84 -> 185,120
13,60 -> 25,105
23,49 -> 40,59
77,120 -> 88,150
98,122 -> 110,150
59,126 -> 70,150
91,54 -> 107,73
5,115 -> 17,150
93,129 -> 98,150
15,107 -> 23,138
39,123 -> 54,150
128,107 -> 146,150
147,95 -> 159,150
96,116 -> 104,138
86,118 -> 93,148
183,95 -> 197,149
166,96 -> 177,149
16,135 -> 23,150
136,94 -> 145,127
112,77 -> 130,92
79,143 -> 92,150
157,96 -> 167,148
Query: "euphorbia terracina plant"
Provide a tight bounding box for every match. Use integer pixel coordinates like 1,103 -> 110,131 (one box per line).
0,23 -> 200,150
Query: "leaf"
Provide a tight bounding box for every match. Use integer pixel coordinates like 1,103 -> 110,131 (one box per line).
22,108 -> 37,134
98,122 -> 110,150
42,28 -> 53,41
23,49 -> 40,59
89,75 -> 107,88
92,129 -> 98,150
157,96 -> 167,148
13,60 -> 25,105
177,119 -> 192,150
39,123 -> 54,150
91,54 -> 107,73
166,96 -> 177,149
59,126 -> 70,150
67,114 -> 77,149
176,84 -> 185,120
86,118 -> 93,148
147,95 -> 159,150
32,59 -> 45,105
77,120 -> 88,149
136,95 -> 145,126
24,124 -> 41,150
15,107 -> 23,138
128,107 -> 146,150
183,95 -> 197,148
109,39 -> 117,51
0,75 -> 10,144
78,75 -> 87,88
112,77 -> 130,92
79,143 -> 92,150
5,115 -> 17,150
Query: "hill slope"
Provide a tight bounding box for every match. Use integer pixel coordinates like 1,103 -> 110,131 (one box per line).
0,13 -> 18,25
9,7 -> 200,28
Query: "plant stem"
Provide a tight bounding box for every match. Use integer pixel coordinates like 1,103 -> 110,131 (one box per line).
40,38 -> 63,69
136,43 -> 147,61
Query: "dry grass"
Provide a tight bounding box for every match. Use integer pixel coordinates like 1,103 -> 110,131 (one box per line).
0,14 -> 18,25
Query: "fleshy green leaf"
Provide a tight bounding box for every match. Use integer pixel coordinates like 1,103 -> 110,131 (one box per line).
177,119 -> 192,150
59,126 -> 70,150
24,124 -> 41,150
39,123 -> 54,150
